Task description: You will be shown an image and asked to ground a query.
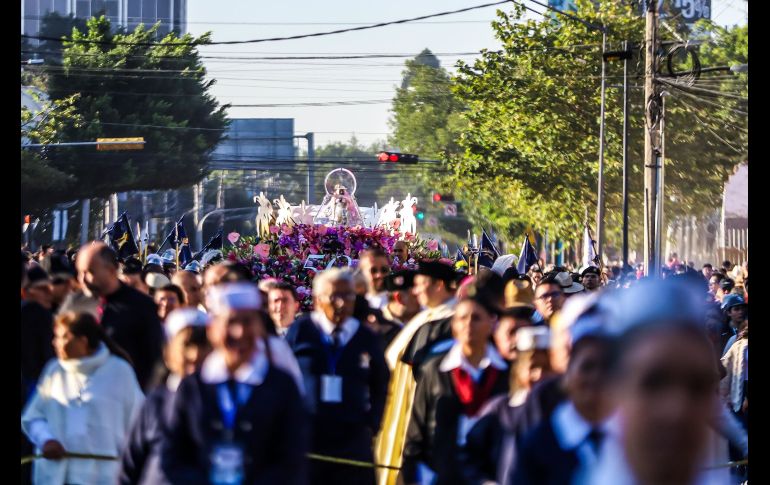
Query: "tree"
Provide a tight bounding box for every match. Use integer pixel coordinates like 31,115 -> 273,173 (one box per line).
315,135 -> 385,159
22,16 -> 228,212
444,1 -> 746,252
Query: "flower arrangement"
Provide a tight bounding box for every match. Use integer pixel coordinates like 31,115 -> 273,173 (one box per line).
224,224 -> 441,310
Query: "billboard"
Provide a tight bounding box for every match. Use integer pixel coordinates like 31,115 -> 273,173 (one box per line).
212,118 -> 295,162
548,1 -> 711,25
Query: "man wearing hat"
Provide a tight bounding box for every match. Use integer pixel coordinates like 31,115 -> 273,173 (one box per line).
285,268 -> 389,484
554,271 -> 584,297
161,283 -> 309,484
21,266 -> 55,402
580,266 -> 602,292
119,308 -> 212,484
720,294 -> 747,356
381,270 -> 421,328
494,276 -> 536,362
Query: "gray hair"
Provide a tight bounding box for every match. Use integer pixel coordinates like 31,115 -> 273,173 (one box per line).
313,267 -> 354,298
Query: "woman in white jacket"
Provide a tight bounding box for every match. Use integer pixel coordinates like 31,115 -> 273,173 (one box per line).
22,311 -> 144,485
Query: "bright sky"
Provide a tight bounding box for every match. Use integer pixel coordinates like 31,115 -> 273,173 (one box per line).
187,0 -> 747,148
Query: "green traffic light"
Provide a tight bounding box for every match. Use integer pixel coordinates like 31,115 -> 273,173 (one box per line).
417,212 -> 425,220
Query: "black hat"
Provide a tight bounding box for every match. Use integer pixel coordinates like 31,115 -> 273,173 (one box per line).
25,265 -> 51,289
121,257 -> 143,275
581,266 -> 601,277
385,270 -> 415,292
416,260 -> 457,283
720,278 -> 735,292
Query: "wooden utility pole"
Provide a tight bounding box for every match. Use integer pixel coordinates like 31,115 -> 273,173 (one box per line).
643,0 -> 662,276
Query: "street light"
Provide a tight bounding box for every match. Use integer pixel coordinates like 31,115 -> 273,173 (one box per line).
730,64 -> 748,73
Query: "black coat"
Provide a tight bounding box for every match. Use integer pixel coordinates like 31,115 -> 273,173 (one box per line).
402,355 -> 509,485
100,283 -> 164,390
400,315 -> 454,379
285,316 -> 390,485
20,300 -> 54,398
119,384 -> 176,485
510,415 -> 579,485
516,375 -> 566,438
160,367 -> 309,485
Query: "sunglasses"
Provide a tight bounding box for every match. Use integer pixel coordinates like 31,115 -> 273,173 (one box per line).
536,291 -> 562,301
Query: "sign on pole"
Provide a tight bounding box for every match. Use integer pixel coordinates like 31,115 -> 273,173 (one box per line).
96,137 -> 145,151
444,204 -> 457,217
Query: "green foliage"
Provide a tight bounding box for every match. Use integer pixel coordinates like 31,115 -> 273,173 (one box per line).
315,135 -> 385,158
22,16 -> 228,212
442,0 -> 746,252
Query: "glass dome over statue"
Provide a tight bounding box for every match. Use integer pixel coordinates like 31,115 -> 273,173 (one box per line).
313,168 -> 365,227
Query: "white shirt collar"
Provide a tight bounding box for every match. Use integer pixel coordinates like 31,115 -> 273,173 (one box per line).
552,401 -> 602,450
439,342 -> 508,381
311,311 -> 360,346
166,373 -> 182,392
366,292 -> 388,310
200,348 -> 269,386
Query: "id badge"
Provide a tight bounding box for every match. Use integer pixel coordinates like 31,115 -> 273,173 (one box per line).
320,374 -> 343,403
210,443 -> 244,485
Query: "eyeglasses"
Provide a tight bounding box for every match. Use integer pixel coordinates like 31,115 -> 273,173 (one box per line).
370,266 -> 390,275
320,293 -> 356,303
536,291 -> 562,301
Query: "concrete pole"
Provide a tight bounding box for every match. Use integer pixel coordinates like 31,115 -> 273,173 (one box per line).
110,193 -> 118,223
596,31 -> 608,261
643,0 -> 661,276
306,132 -> 315,204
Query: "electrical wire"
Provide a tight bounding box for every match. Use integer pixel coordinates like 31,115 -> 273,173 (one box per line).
21,0 -> 515,46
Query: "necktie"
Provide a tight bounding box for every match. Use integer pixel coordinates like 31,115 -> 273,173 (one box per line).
331,327 -> 343,349
226,378 -> 239,403
587,427 -> 605,453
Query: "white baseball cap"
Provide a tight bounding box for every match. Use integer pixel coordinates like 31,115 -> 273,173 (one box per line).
165,308 -> 210,340
205,282 -> 262,315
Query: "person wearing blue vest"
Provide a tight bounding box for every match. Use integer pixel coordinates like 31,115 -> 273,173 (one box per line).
160,282 -> 309,485
286,268 -> 390,485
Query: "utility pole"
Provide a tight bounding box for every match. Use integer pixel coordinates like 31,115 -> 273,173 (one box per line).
80,199 -> 90,245
306,132 -> 315,204
621,40 -> 630,269
596,31 -> 608,263
643,0 -> 662,277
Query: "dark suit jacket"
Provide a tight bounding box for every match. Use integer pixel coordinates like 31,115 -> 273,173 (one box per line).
160,367 -> 309,485
511,415 -> 579,485
401,315 -> 454,379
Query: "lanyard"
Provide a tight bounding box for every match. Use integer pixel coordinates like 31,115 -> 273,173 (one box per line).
216,382 -> 253,431
319,333 -> 345,375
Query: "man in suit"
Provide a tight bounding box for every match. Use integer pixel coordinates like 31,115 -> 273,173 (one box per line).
286,268 -> 390,485
161,283 -> 309,484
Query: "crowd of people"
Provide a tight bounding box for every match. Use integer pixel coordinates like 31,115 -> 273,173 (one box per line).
20,241 -> 748,484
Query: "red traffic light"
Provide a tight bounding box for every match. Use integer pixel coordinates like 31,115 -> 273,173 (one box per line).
378,152 -> 389,162
376,151 -> 419,164
389,154 -> 399,162
432,193 -> 442,202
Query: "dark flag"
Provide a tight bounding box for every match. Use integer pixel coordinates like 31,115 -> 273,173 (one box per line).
516,233 -> 539,274
193,229 -> 223,261
481,228 -> 501,258
455,247 -> 467,264
160,216 -> 193,267
476,228 -> 498,268
102,212 -> 139,260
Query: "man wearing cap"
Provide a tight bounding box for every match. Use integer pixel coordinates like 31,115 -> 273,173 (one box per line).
720,294 -> 747,356
119,308 -> 212,484
161,283 -> 309,484
21,266 -> 55,401
399,260 -> 460,376
358,248 -> 392,310
580,266 -> 602,292
76,242 -> 164,391
381,270 -> 421,327
285,268 -> 389,484
46,252 -> 78,313
717,277 -> 735,303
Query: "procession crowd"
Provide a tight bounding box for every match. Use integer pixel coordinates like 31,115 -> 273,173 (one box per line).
20,242 -> 748,484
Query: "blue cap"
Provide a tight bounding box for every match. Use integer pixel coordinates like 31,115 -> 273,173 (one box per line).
184,260 -> 202,274
721,294 -> 746,311
146,254 -> 163,267
161,249 -> 176,265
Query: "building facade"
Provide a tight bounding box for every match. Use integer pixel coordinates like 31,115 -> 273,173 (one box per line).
22,0 -> 186,40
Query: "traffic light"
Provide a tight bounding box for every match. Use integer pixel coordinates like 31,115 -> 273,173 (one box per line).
432,193 -> 455,203
412,205 -> 425,220
377,151 -> 418,164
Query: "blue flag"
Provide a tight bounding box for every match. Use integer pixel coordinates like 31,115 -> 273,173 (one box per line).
456,247 -> 467,263
193,229 -> 223,262
481,228 -> 501,258
516,233 -> 539,274
102,212 -> 138,260
161,216 -> 193,267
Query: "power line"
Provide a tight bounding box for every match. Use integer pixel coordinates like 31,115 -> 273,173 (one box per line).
21,0 -> 514,46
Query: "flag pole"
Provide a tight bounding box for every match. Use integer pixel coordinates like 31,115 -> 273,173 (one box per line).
136,222 -> 142,259
175,223 -> 180,271
143,221 -> 149,265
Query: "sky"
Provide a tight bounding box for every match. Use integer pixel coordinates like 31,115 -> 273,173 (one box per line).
187,0 -> 748,148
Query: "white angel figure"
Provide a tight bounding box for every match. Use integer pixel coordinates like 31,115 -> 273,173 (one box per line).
377,197 -> 400,228
254,192 -> 274,236
399,193 -> 418,236
292,200 -> 314,225
273,195 -> 296,227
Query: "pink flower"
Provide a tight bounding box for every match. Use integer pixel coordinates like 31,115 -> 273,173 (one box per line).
227,232 -> 240,244
269,225 -> 280,234
391,220 -> 401,229
282,225 -> 293,236
427,240 -> 439,251
254,243 -> 271,259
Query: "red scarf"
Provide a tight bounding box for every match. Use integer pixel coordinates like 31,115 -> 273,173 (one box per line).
450,366 -> 501,416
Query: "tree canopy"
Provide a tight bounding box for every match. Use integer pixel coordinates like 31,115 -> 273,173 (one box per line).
21,16 -> 228,212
